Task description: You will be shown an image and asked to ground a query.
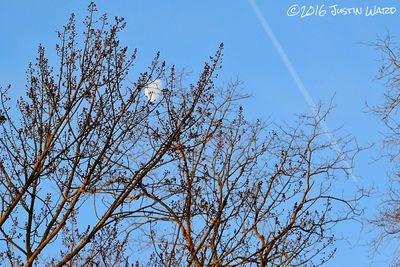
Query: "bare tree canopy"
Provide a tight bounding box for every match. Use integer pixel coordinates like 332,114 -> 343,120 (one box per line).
370,35 -> 400,266
0,3 -> 364,267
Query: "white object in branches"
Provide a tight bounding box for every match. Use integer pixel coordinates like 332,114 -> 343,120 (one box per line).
144,79 -> 163,103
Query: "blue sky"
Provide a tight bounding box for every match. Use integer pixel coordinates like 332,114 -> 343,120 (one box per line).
0,1 -> 399,266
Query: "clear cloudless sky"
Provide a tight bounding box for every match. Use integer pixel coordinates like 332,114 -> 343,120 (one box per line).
0,1 -> 399,266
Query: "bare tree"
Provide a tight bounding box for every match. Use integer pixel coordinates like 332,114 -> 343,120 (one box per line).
0,3 -> 363,266
0,3 -> 223,266
141,101 -> 363,267
370,35 -> 400,266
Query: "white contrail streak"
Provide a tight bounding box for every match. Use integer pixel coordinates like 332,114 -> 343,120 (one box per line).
248,0 -> 358,182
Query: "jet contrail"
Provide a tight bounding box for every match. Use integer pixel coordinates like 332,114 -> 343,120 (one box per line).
248,0 -> 358,182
